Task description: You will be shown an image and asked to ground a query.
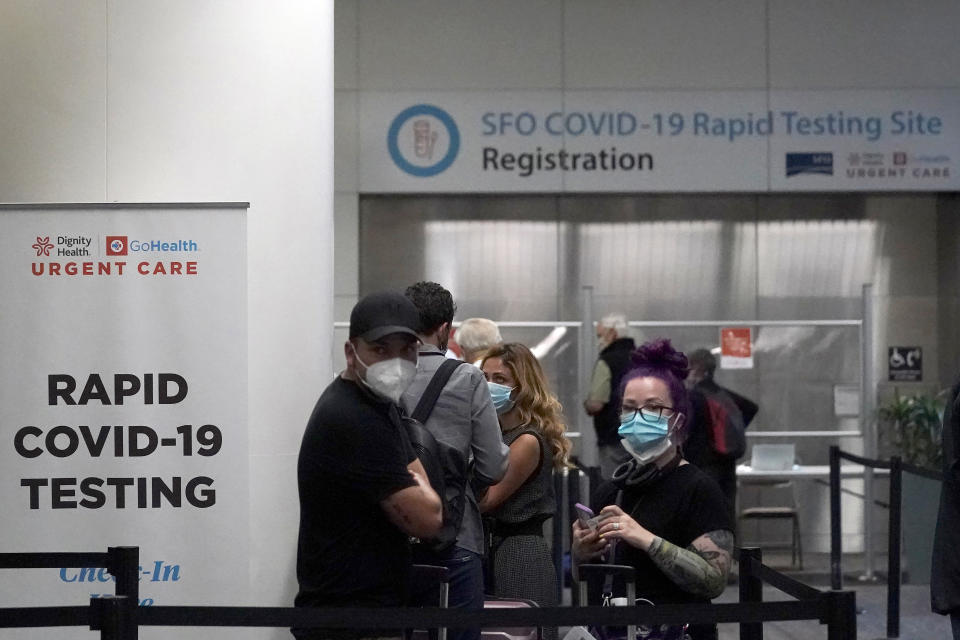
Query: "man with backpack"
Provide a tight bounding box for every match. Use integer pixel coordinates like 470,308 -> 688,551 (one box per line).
402,282 -> 510,640
684,348 -> 758,522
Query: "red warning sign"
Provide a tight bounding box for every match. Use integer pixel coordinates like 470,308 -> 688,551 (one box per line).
720,327 -> 753,369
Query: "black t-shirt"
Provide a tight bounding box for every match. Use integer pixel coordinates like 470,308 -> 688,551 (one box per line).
593,463 -> 733,604
295,376 -> 417,610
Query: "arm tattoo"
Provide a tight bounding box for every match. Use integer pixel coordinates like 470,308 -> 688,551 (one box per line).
704,530 -> 735,567
647,529 -> 733,599
385,501 -> 413,525
705,529 -> 735,550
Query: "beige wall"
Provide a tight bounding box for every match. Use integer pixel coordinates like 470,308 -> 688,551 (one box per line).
0,1 -> 334,633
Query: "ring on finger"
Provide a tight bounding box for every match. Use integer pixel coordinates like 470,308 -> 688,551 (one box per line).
613,521 -> 620,530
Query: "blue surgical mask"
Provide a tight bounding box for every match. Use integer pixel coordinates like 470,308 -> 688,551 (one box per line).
618,410 -> 670,451
487,381 -> 515,414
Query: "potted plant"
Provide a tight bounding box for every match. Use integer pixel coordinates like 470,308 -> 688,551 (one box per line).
878,392 -> 945,583
878,393 -> 943,472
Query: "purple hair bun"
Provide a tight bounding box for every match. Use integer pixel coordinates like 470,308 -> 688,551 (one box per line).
630,338 -> 689,381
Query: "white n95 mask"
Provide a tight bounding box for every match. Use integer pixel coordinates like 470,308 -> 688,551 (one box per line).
354,351 -> 417,404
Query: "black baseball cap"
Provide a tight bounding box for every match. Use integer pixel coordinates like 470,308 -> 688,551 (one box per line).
349,291 -> 421,342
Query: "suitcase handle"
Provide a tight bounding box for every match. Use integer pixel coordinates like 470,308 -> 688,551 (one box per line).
576,564 -> 637,640
576,564 -> 635,583
411,564 -> 451,584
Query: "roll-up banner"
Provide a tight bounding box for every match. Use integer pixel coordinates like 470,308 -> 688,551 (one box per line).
0,204 -> 248,628
360,89 -> 960,192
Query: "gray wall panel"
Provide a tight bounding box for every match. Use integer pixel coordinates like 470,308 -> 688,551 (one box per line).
360,193 -> 953,433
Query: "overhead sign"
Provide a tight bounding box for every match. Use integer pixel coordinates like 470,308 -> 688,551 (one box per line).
360,89 -> 960,192
888,346 -> 923,381
0,204 -> 249,615
720,327 -> 754,369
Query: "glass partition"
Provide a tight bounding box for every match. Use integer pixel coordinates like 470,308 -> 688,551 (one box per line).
333,317 -> 861,467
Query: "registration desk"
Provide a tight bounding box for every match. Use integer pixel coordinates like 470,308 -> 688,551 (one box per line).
735,463 -> 889,570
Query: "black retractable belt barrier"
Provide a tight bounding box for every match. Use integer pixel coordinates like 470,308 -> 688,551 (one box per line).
3,545 -> 858,640
0,545 -> 140,638
830,446 -> 896,591
829,446 -> 945,639
132,600 -> 833,628
0,551 -> 109,569
0,605 -> 89,629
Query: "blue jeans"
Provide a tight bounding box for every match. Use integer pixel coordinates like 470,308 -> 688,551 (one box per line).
410,546 -> 484,640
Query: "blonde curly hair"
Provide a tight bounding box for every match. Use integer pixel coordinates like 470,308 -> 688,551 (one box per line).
482,342 -> 571,469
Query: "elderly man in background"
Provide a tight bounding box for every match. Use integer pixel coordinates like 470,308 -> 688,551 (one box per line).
457,317 -> 503,365
583,312 -> 636,478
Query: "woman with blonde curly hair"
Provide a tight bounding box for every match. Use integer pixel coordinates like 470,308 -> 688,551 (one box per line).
479,343 -> 570,640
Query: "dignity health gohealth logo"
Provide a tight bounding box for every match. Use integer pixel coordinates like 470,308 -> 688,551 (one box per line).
388,104 -> 460,177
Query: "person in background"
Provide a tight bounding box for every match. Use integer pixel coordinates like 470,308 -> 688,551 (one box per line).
294,291 -> 442,640
445,325 -> 464,360
684,348 -> 758,521
480,343 -> 571,640
687,348 -> 758,425
932,376 -> 960,639
457,317 -> 503,365
572,339 -> 733,640
401,282 -> 509,640
584,313 -> 636,478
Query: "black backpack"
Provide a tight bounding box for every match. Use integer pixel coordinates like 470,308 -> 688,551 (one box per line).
402,358 -> 471,553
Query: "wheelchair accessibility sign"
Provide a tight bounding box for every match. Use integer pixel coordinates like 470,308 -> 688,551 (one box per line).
888,346 -> 922,381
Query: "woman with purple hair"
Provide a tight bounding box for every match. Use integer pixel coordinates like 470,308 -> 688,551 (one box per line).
571,339 -> 734,640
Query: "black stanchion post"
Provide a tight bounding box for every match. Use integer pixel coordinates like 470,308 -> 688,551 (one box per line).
825,590 -> 857,640
557,468 -> 576,602
887,456 -> 902,639
107,547 -> 139,640
738,547 -> 762,640
829,446 -> 842,591
108,546 -> 139,603
553,470 -> 567,601
587,466 -> 602,499
90,595 -> 131,640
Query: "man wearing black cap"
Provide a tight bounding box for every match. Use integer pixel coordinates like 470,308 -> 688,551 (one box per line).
294,291 -> 442,639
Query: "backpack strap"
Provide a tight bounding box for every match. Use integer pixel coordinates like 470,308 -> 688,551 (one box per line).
411,358 -> 464,424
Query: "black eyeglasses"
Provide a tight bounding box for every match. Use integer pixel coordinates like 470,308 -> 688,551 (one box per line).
620,404 -> 676,423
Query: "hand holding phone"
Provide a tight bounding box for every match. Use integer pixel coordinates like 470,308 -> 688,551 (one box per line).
575,503 -> 594,527
576,503 -> 614,532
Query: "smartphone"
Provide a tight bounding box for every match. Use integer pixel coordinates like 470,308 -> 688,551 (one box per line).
574,502 -> 594,527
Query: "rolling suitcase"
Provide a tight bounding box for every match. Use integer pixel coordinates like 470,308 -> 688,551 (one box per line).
481,595 -> 540,640
409,565 -> 541,640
